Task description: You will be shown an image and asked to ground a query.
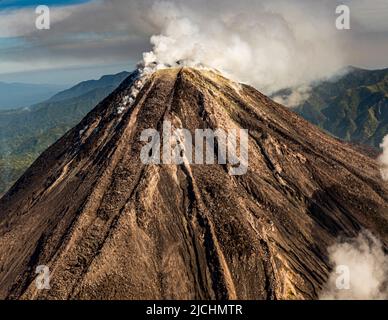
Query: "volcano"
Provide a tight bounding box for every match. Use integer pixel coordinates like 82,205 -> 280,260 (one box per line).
0,68 -> 387,300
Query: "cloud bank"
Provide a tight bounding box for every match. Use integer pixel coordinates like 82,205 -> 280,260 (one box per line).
320,230 -> 388,300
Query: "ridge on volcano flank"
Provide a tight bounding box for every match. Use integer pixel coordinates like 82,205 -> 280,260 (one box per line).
0,67 -> 387,300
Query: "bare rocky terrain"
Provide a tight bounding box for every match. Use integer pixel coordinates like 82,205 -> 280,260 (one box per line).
0,67 -> 387,300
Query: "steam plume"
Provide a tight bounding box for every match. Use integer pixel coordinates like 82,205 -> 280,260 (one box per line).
272,85 -> 312,108
379,135 -> 388,181
320,230 -> 388,300
142,0 -> 345,94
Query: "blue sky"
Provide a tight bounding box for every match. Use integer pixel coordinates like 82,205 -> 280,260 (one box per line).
0,0 -> 90,10
0,0 -> 140,85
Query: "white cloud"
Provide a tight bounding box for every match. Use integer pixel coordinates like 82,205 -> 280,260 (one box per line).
272,85 -> 312,108
0,6 -> 74,37
379,135 -> 388,181
141,0 -> 345,93
320,230 -> 388,300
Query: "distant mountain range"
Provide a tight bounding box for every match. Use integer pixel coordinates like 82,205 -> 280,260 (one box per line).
47,73 -> 131,102
287,67 -> 388,148
0,71 -> 130,194
0,82 -> 67,110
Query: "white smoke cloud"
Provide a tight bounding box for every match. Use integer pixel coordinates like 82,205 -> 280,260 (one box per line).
2,0 -> 388,85
142,0 -> 345,94
320,230 -> 388,300
272,85 -> 312,108
379,135 -> 388,181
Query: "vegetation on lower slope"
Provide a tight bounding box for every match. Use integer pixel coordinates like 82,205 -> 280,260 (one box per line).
0,72 -> 130,195
292,67 -> 388,148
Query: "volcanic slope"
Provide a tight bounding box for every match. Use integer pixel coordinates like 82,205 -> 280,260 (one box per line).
0,68 -> 387,300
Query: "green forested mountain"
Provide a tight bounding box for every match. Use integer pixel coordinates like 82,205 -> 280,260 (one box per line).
293,67 -> 388,148
48,72 -> 129,102
0,71 -> 130,195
